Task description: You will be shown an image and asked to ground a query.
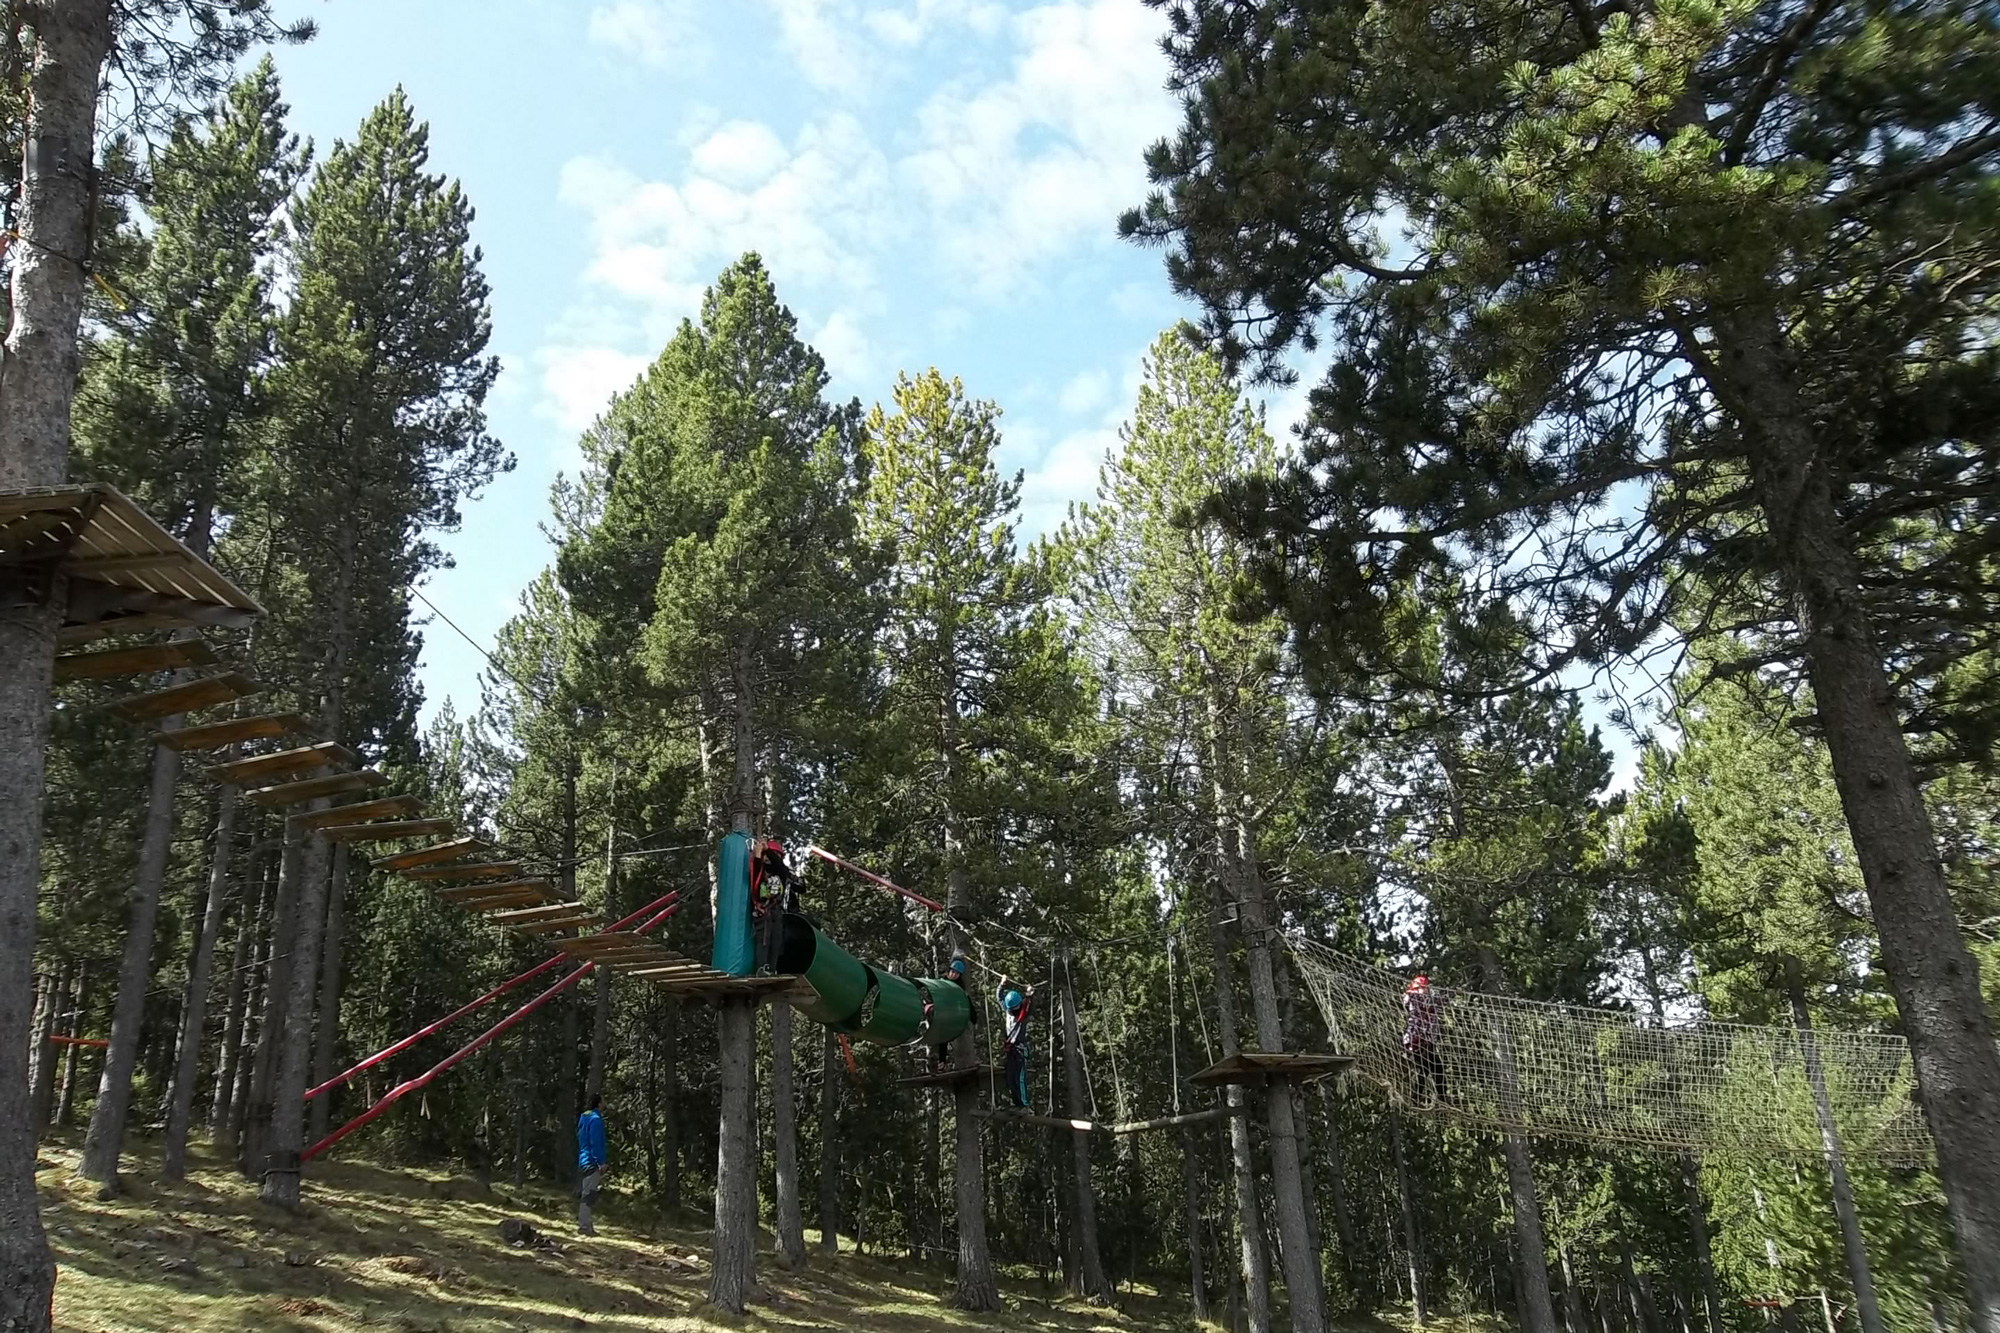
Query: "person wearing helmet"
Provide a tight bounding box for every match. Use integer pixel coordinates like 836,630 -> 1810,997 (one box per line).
927,954 -> 973,1075
750,840 -> 800,972
1403,974 -> 1446,1105
996,975 -> 1035,1109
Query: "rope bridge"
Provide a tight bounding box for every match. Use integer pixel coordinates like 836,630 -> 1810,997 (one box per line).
1288,940 -> 1933,1163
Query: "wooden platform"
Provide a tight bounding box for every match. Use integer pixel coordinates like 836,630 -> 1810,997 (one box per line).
292,795 -> 422,831
486,901 -> 600,935
1,486 -> 263,640
246,769 -> 385,807
401,860 -> 523,884
156,712 -> 304,752
316,817 -> 454,843
54,639 -> 216,681
1189,1052 -> 1353,1088
897,1064 -> 994,1089
977,1106 -> 1240,1134
375,837 -> 490,872
208,741 -> 354,786
436,879 -> 556,910
104,671 -> 256,722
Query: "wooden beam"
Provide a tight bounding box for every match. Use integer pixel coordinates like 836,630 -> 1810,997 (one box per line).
436,881 -> 549,906
1188,1051 -> 1353,1088
246,769 -> 385,807
374,837 -> 490,872
155,712 -> 304,752
486,902 -> 596,926
400,860 -> 524,883
207,740 -> 354,787
59,612 -> 191,646
975,1106 -> 1239,1134
290,795 -> 421,830
105,671 -> 257,722
54,639 -> 216,682
315,817 -> 453,843
64,551 -> 189,576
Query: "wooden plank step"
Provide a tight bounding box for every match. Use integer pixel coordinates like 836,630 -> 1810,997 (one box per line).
401,860 -> 524,884
487,902 -> 599,928
61,613 -> 192,646
208,740 -> 355,786
551,933 -> 653,955
292,795 -> 421,831
437,881 -> 552,907
315,817 -> 454,843
455,891 -> 552,912
54,639 -> 216,682
106,671 -> 257,722
245,769 -> 386,807
157,712 -> 304,752
375,837 -> 490,872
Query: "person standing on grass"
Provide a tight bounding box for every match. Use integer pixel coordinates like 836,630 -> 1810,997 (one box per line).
576,1095 -> 607,1235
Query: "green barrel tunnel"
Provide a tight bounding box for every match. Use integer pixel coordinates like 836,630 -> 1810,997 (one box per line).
774,911 -> 971,1047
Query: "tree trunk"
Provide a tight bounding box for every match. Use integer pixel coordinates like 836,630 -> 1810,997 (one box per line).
56,965 -> 90,1127
558,999 -> 579,1181
661,997 -> 681,1213
262,807 -> 334,1207
80,720 -> 186,1185
709,640 -> 761,1312
165,782 -> 241,1177
1391,1109 -> 1429,1328
1620,1243 -> 1664,1333
1181,1123 -> 1211,1323
212,854 -> 268,1143
307,843 -> 350,1143
1319,1082 -> 1362,1298
1207,885 -> 1274,1333
1716,312 -> 2000,1326
1477,947 -> 1560,1333
1681,1154 -> 1727,1333
241,819 -> 308,1173
1059,961 -> 1112,1300
1787,968 -> 1885,1333
1562,1245 -> 1591,1333
29,959 -> 69,1133
772,1002 -> 806,1269
819,1022 -> 840,1254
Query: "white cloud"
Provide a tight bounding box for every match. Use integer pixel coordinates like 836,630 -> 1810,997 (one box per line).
586,0 -> 696,68
1058,368 -> 1109,415
1012,423 -> 1114,541
762,0 -> 873,97
535,346 -> 652,432
808,309 -> 875,391
689,120 -> 790,187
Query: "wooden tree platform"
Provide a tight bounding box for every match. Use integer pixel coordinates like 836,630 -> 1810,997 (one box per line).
401,860 -> 524,884
375,837 -> 490,872
1188,1052 -> 1353,1088
247,769 -> 385,807
487,902 -> 600,935
54,638 -> 216,681
315,817 -> 454,843
156,712 -> 304,752
292,795 -> 422,830
896,1064 -> 994,1089
105,671 -> 257,722
208,740 -> 354,786
436,879 -> 555,909
977,1105 -> 1241,1134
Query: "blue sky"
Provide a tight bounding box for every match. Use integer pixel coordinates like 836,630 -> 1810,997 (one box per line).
265,0 -> 1290,730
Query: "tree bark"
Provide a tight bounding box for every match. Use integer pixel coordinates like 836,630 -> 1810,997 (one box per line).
241,818 -> 307,1173
1319,1082 -> 1362,1299
1391,1109 -> 1429,1328
772,1001 -> 806,1269
1476,947 -> 1560,1333
307,843 -> 350,1143
80,719 -> 185,1184
661,996 -> 680,1213
709,640 -> 761,1312
262,807 -> 334,1207
1058,961 -> 1112,1300
1181,1123 -> 1211,1323
1681,1154 -> 1727,1333
165,781 -> 240,1178
56,964 -> 90,1127
1715,312 -> 2000,1326
819,1022 -> 840,1254
211,853 -> 267,1143
28,960 -> 67,1134
1207,887 -> 1273,1333
1787,968 -> 1885,1333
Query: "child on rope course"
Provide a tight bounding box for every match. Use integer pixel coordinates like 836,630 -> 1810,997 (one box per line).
996,975 -> 1036,1108
576,1095 -> 607,1236
751,840 -> 801,972
1403,974 -> 1447,1106
928,955 -> 972,1074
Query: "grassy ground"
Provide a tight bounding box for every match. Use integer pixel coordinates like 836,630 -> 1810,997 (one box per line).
35,1135 -> 1489,1333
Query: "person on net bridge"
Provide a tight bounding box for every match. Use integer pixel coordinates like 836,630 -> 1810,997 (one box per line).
576,1095 -> 607,1236
927,954 -> 973,1075
996,975 -> 1036,1109
1403,974 -> 1447,1106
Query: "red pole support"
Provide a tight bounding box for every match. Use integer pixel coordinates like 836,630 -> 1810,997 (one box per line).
803,844 -> 945,913
303,899 -> 682,1163
304,889 -> 679,1102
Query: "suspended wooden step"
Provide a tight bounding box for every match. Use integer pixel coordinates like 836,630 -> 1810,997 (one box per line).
1,486 -> 263,642
375,837 -> 490,872
436,879 -> 554,910
486,902 -> 600,935
401,860 -> 523,884
245,768 -> 386,808
315,817 -> 453,843
156,711 -> 304,752
976,1106 -> 1241,1134
104,671 -> 257,722
1188,1052 -> 1353,1088
897,1064 -> 994,1089
291,795 -> 422,831
54,638 -> 217,682
208,740 -> 355,787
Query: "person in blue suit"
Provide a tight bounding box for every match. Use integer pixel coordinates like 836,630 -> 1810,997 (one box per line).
576,1095 -> 607,1235
996,977 -> 1035,1108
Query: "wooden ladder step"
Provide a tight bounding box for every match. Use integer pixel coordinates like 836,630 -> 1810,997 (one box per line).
401,860 -> 524,884
54,638 -> 216,682
208,740 -> 355,786
290,795 -> 422,830
245,769 -> 386,807
156,712 -> 304,752
374,837 -> 491,872
106,671 -> 257,722
315,817 -> 454,843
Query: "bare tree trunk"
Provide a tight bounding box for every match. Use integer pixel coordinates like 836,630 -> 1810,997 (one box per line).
165,782 -> 240,1177
241,819 -> 307,1173
1319,1082 -> 1361,1298
772,1003 -> 805,1268
819,1022 -> 840,1254
29,959 -> 68,1133
263,807 -> 334,1207
1476,947 -> 1560,1333
1787,968 -> 1885,1333
1391,1109 -> 1428,1328
80,720 -> 186,1184
1207,888 -> 1273,1333
1681,1154 -> 1727,1333
307,843 -> 350,1142
1181,1124 -> 1211,1323
211,855 -> 267,1143
709,641 -> 761,1312
57,965 -> 90,1127
1058,960 -> 1112,1300
661,997 -> 681,1213
1562,1245 -> 1591,1333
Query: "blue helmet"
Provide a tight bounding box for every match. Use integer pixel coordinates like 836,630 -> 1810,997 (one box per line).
1003,989 -> 1025,1014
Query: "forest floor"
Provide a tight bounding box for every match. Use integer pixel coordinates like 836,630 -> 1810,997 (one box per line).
35,1134 -> 1488,1333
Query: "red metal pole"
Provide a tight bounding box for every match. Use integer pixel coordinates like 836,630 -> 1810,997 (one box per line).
303,900 -> 682,1163
803,844 -> 945,913
303,890 -> 679,1103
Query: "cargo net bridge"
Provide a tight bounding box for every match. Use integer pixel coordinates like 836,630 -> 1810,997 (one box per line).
1288,939 -> 1934,1164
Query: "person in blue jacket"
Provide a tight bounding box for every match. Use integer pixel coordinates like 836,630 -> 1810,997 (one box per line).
996,976 -> 1035,1108
576,1095 -> 607,1235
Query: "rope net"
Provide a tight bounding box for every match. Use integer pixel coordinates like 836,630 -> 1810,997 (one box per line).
1289,939 -> 1933,1163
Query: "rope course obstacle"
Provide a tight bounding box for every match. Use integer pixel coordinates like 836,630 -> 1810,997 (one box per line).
1289,938 -> 1933,1163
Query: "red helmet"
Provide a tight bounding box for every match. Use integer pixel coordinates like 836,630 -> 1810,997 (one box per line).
1406,975 -> 1430,993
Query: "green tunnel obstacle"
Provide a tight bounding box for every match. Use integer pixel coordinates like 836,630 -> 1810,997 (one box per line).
775,911 -> 972,1047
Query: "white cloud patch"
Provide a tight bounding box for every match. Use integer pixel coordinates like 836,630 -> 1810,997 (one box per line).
808,309 -> 875,391
586,0 -> 696,68
535,345 -> 652,432
1011,423 -> 1114,541
762,0 -> 874,97
1058,367 -> 1110,415
690,120 -> 790,187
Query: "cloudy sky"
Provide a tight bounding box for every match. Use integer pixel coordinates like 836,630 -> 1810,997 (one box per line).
265,0 -> 1306,728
